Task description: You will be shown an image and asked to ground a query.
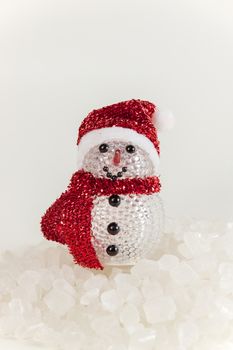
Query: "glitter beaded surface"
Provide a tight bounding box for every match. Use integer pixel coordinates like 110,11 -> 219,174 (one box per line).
78,99 -> 160,154
41,171 -> 161,270
41,99 -> 163,270
83,141 -> 163,266
91,193 -> 164,265
83,140 -> 155,178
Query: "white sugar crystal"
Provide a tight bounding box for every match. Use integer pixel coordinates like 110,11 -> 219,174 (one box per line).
53,278 -> 76,297
178,242 -> 193,259
170,261 -> 199,285
83,274 -> 108,291
158,254 -> 179,271
126,286 -> 142,306
108,346 -> 128,350
183,231 -> 210,257
44,288 -> 75,316
119,304 -> 140,332
100,289 -> 122,312
45,246 -> 61,266
39,270 -> 55,290
107,346 -> 128,350
62,264 -> 76,284
222,227 -> 233,259
8,298 -> 24,315
191,253 -> 217,277
216,296 -> 233,319
0,271 -> 16,294
143,296 -> 176,323
218,263 -> 233,292
108,267 -> 122,278
198,311 -> 229,339
1,219 -> 233,349
74,265 -> 94,280
114,272 -> 139,288
129,328 -> 156,350
131,259 -> 159,279
114,273 -> 142,305
11,284 -> 38,303
80,288 -> 99,306
90,314 -> 124,341
190,286 -> 215,318
114,273 -> 132,290
141,279 -> 163,299
178,320 -> 199,348
18,270 -> 40,287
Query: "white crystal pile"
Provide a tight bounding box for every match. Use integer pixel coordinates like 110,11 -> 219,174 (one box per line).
0,219 -> 233,350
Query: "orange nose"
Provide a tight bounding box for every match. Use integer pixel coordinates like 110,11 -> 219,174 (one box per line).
113,149 -> 121,165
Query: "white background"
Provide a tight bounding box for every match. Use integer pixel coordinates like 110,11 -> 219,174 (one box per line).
0,0 -> 233,252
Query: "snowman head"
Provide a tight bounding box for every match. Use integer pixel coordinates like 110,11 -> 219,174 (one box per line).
82,140 -> 155,178
77,99 -> 174,178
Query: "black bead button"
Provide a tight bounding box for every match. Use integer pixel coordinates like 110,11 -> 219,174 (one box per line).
109,194 -> 121,207
122,167 -> 127,172
106,245 -> 119,256
107,222 -> 120,235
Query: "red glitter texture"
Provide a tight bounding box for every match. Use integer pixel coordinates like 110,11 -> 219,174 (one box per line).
41,170 -> 161,270
77,99 -> 160,154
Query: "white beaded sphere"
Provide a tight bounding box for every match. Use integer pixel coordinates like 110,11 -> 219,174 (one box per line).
82,140 -> 164,266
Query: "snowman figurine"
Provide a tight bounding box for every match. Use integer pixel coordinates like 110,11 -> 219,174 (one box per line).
41,99 -> 173,270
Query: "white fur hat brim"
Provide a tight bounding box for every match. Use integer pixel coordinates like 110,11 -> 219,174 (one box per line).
77,126 -> 160,171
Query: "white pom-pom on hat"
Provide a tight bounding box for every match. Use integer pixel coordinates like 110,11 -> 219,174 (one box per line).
152,108 -> 175,132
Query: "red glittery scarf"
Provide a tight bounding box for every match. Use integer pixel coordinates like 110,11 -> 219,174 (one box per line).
41,170 -> 161,270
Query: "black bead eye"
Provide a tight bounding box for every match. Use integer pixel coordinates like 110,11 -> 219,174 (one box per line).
126,145 -> 135,153
99,143 -> 109,153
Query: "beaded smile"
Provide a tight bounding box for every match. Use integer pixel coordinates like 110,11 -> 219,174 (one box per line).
102,166 -> 127,180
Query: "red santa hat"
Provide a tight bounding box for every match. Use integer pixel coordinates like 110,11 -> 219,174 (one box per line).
77,99 -> 174,170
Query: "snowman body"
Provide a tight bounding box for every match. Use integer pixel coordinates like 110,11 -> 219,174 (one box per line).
83,139 -> 164,266
91,193 -> 163,265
